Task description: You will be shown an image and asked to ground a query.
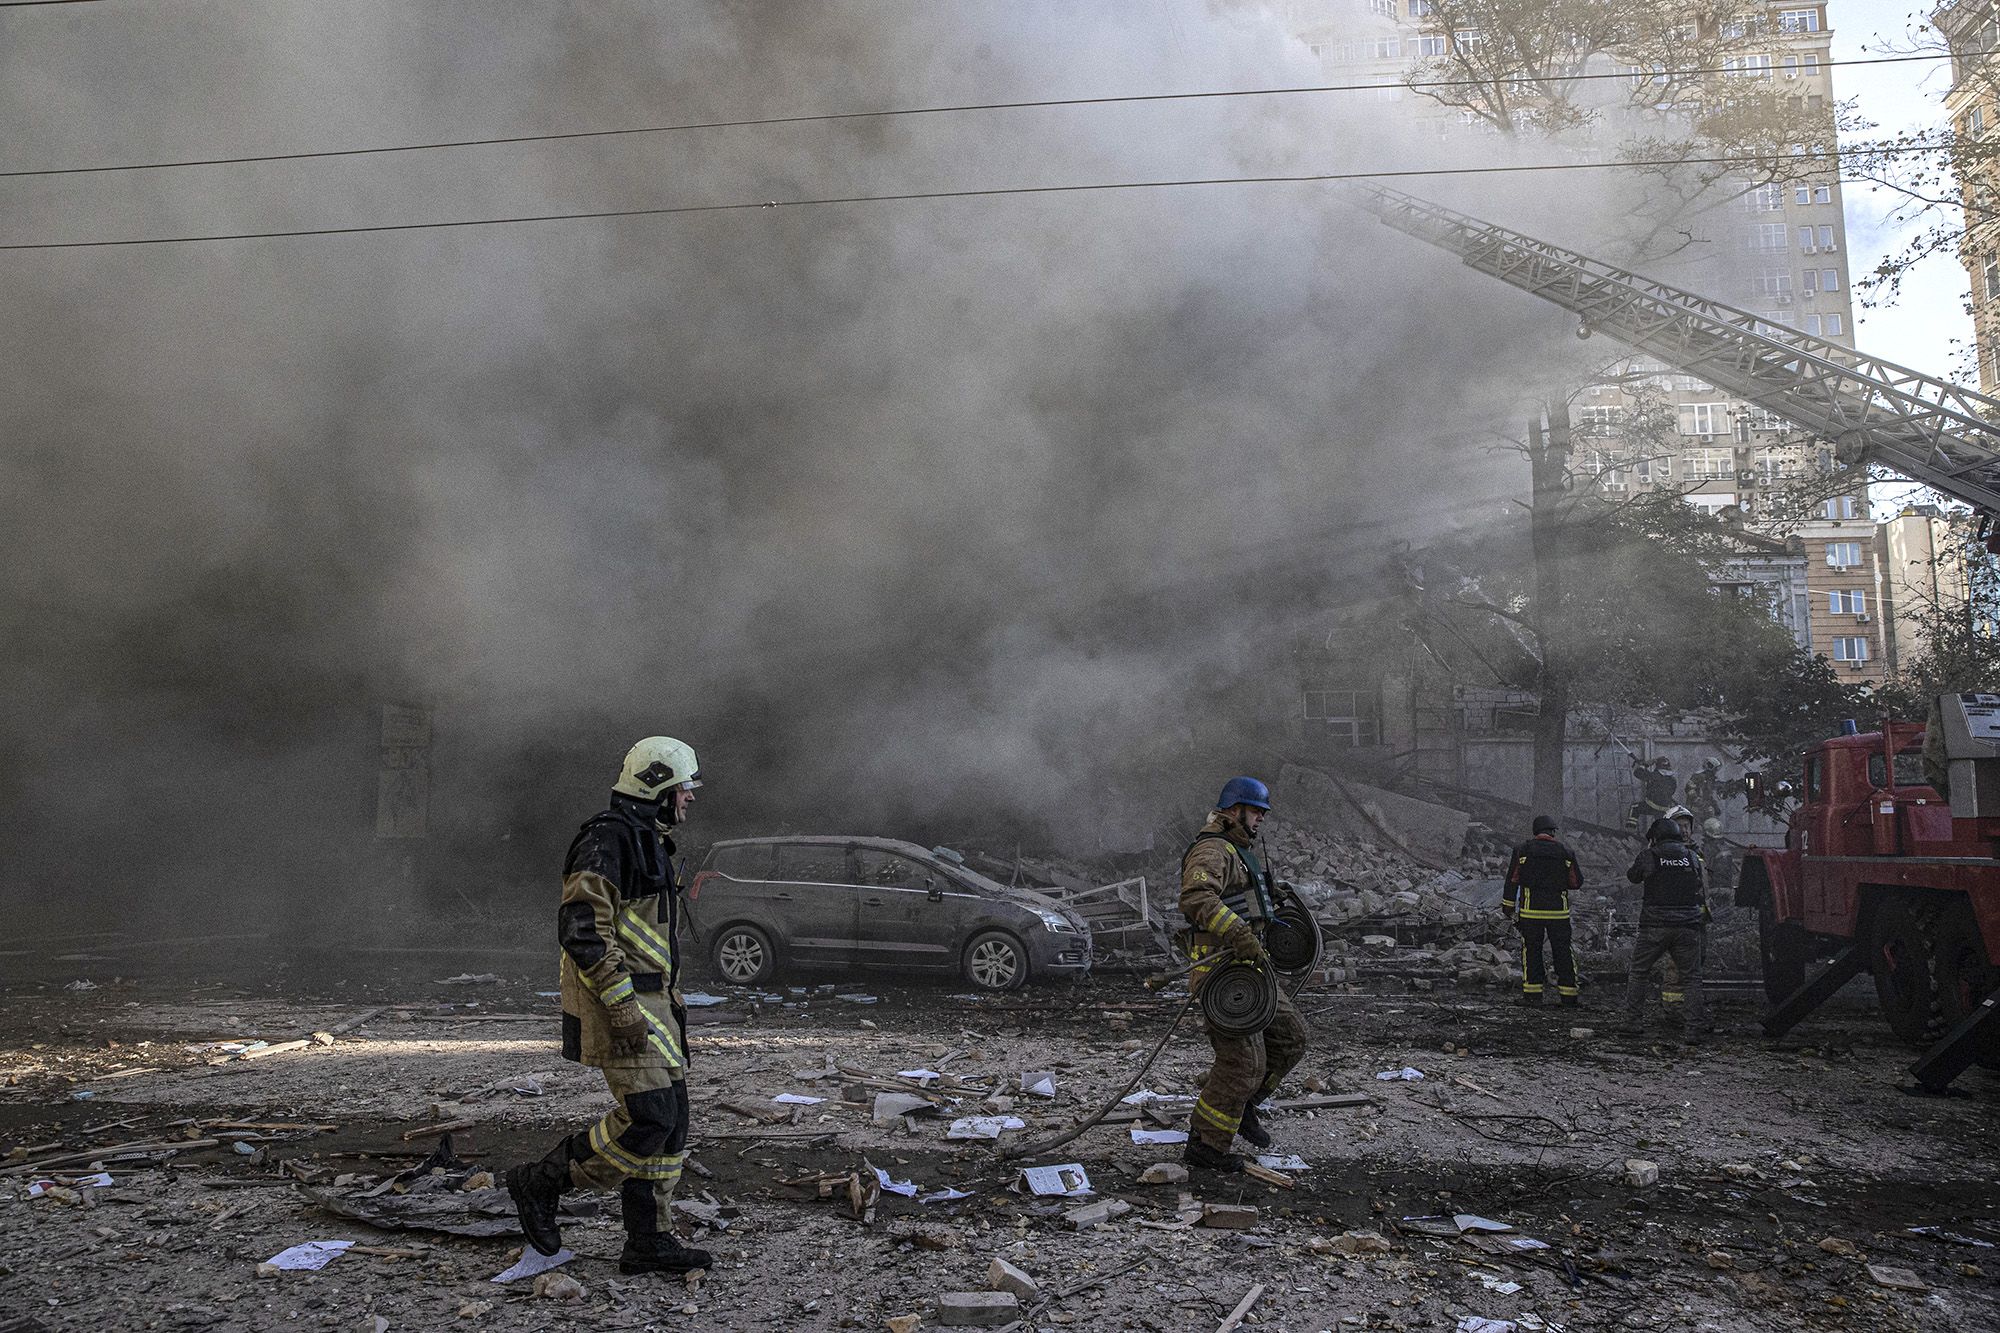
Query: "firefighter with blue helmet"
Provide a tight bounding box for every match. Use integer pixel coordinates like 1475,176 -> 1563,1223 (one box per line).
1178,775 -> 1310,1172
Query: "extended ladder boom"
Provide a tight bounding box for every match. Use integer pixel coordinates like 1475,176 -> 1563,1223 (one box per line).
1350,185 -> 2000,518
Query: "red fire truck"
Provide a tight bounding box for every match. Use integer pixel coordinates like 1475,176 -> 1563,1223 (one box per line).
1737,695 -> 2000,1088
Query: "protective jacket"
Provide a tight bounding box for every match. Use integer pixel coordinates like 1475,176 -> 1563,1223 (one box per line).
1179,809 -> 1272,987
1634,762 -> 1678,812
1503,834 -> 1579,920
1625,836 -> 1707,928
558,793 -> 687,1071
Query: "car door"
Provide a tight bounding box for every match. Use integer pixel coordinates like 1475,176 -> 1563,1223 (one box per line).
850,847 -> 953,968
768,842 -> 858,965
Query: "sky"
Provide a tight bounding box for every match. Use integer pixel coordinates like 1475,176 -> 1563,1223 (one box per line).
1836,2 -> 1976,388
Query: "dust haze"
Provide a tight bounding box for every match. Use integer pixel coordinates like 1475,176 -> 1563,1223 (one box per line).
0,1 -> 1656,937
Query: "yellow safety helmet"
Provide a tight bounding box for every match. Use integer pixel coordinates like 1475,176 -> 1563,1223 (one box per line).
613,736 -> 702,800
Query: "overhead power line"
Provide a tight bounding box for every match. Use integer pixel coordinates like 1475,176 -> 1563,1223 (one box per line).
0,143 -> 1936,253
0,48 -> 1975,182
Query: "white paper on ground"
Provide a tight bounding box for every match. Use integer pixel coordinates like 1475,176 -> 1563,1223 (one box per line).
1455,1214 -> 1515,1233
1020,1072 -> 1056,1098
1456,1319 -> 1517,1333
1119,1088 -> 1165,1105
1478,1274 -> 1524,1295
920,1187 -> 974,1204
490,1247 -> 575,1283
1015,1163 -> 1092,1197
1130,1127 -> 1188,1145
680,992 -> 728,1007
1375,1067 -> 1425,1081
1506,1236 -> 1551,1251
1254,1154 -> 1309,1172
771,1093 -> 824,1105
870,1165 -> 918,1197
946,1116 -> 1025,1140
262,1240 -> 354,1271
896,1069 -> 942,1085
836,993 -> 879,1004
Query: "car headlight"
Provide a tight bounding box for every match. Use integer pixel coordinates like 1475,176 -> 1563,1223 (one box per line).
1037,910 -> 1077,933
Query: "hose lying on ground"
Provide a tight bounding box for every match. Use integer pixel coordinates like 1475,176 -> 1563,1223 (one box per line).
997,989 -> 1198,1161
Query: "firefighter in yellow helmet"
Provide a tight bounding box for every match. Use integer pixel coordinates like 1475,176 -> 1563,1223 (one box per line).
505,737 -> 712,1274
1179,776 -> 1310,1172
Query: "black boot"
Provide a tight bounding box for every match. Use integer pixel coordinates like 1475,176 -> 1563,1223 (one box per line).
620,1233 -> 715,1275
1183,1137 -> 1244,1173
1518,992 -> 1543,1007
1236,1100 -> 1273,1150
505,1143 -> 574,1257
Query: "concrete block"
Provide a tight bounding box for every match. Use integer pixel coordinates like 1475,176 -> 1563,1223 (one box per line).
1623,1159 -> 1659,1188
1062,1198 -> 1131,1229
1198,1203 -> 1259,1230
1138,1162 -> 1188,1185
986,1257 -> 1039,1300
937,1291 -> 1019,1326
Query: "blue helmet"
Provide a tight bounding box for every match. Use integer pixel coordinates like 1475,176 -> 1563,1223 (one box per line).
1216,776 -> 1271,812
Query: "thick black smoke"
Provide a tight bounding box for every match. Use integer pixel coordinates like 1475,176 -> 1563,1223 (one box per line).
1,1 -> 1594,936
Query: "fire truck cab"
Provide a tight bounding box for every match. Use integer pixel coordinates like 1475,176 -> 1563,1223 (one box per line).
1738,695 -> 2000,1082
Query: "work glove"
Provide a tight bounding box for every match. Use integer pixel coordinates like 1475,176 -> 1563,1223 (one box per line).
1223,921 -> 1265,963
606,996 -> 649,1058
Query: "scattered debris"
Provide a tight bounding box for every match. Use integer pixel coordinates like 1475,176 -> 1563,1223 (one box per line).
1623,1160 -> 1660,1188
1198,1203 -> 1258,1231
434,973 -> 503,986
1019,1071 -> 1057,1098
936,1290 -> 1018,1327
491,1247 -> 575,1283
1867,1263 -> 1929,1292
987,1257 -> 1039,1300
257,1240 -> 353,1275
1014,1163 -> 1091,1198
1063,1198 -> 1131,1229
1328,1229 -> 1392,1254
1375,1067 -> 1425,1081
1137,1162 -> 1188,1185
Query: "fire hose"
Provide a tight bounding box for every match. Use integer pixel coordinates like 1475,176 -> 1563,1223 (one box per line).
998,899 -> 1324,1161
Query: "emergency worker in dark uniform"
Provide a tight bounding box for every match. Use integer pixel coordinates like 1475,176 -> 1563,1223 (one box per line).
1502,814 -> 1581,1007
1629,755 -> 1678,831
1621,817 -> 1711,1037
505,737 -> 713,1274
1178,776 -> 1310,1172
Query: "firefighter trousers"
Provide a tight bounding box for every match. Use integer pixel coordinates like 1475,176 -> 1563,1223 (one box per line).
1517,918 -> 1578,998
1191,988 -> 1308,1152
1624,925 -> 1708,1029
563,1063 -> 689,1237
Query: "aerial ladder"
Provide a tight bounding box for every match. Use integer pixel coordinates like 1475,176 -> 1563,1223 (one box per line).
1352,188 -> 2000,1087
1347,185 -> 2000,530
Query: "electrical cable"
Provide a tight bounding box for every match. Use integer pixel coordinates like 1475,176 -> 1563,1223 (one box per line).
0,47 -> 1974,182
997,988 -> 1196,1161
0,142 -> 1937,252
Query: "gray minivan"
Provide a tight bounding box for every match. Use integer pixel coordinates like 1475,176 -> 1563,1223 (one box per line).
686,836 -> 1092,991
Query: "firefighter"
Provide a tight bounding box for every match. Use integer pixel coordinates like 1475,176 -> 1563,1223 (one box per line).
1620,816 -> 1711,1038
1501,814 -> 1580,1007
1179,776 -> 1310,1173
505,737 -> 713,1274
1628,755 -> 1679,831
1685,758 -> 1723,826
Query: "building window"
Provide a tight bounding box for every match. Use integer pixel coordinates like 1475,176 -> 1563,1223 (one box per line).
1817,225 -> 1836,251
1751,270 -> 1794,303
1825,496 -> 1858,519
1408,0 -> 1435,15
1778,9 -> 1822,35
1829,589 -> 1866,614
1576,405 -> 1622,436
1635,454 -> 1672,482
1686,448 -> 1734,478
1369,36 -> 1401,57
1749,223 -> 1789,251
1746,184 -> 1785,213
1726,54 -> 1774,78
1756,447 -> 1801,479
1302,689 -> 1381,747
1804,269 -> 1821,293
1413,35 -> 1447,56
1370,0 -> 1396,16
1806,313 -> 1823,335
1820,268 -> 1839,291
1822,312 -> 1843,335
1975,106 -> 1989,136
1452,29 -> 1484,53
1815,185 -> 1831,204
1678,404 -> 1727,436
1799,225 -> 1817,252
1985,254 -> 2000,302
1826,540 -> 1862,567
1832,636 -> 1871,662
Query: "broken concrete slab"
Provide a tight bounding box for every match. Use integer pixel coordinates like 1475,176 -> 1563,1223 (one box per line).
1062,1198 -> 1131,1229
1198,1203 -> 1258,1230
937,1290 -> 1019,1326
1137,1162 -> 1188,1185
1278,763 -> 1469,866
1623,1159 -> 1659,1188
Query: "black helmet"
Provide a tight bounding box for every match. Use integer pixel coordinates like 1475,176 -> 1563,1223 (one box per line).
1531,814 -> 1558,834
1647,817 -> 1681,843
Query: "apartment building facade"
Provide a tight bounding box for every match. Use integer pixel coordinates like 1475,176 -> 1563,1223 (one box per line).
1935,0 -> 2000,391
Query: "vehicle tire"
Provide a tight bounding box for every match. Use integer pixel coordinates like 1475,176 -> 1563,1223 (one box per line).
1930,896 -> 2000,1067
962,931 -> 1029,992
1759,904 -> 1813,1006
1871,894 -> 1946,1046
711,924 -> 778,987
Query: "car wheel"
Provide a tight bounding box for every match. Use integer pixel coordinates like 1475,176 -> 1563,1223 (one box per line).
963,931 -> 1028,992
1758,903 -> 1813,1006
713,924 -> 777,986
1930,896 -> 2000,1067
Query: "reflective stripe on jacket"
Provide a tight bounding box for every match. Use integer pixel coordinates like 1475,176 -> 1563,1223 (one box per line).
1502,835 -> 1579,920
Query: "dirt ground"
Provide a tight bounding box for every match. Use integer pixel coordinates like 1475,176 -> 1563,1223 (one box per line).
2,940 -> 1997,1333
